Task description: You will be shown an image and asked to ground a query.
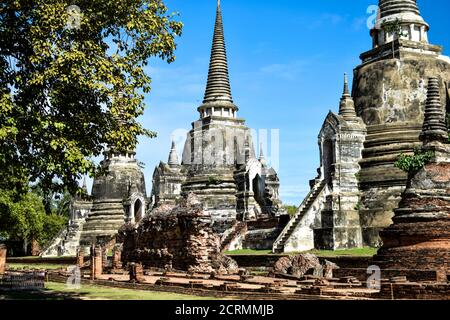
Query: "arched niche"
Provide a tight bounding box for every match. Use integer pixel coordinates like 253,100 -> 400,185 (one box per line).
134,199 -> 143,223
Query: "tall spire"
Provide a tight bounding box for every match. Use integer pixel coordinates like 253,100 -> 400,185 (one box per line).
168,140 -> 180,167
259,143 -> 267,167
343,73 -> 350,96
420,77 -> 448,144
198,0 -> 238,119
379,0 -> 420,18
339,73 -> 358,121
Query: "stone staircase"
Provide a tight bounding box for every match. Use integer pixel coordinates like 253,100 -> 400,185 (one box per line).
40,220 -> 86,257
220,221 -> 248,252
272,179 -> 328,253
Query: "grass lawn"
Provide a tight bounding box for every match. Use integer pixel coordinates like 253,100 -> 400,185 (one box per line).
307,247 -> 378,257
224,249 -> 272,255
7,263 -> 71,270
225,247 -> 378,257
0,282 -> 217,300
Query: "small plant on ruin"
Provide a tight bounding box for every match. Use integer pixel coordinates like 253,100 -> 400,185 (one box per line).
207,176 -> 222,186
395,147 -> 435,175
384,19 -> 408,59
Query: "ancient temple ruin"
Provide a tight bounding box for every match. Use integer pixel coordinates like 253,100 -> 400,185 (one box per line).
275,0 -> 450,252
41,137 -> 148,256
373,77 -> 450,281
120,193 -> 238,274
41,0 -> 283,257
150,1 -> 284,238
80,147 -> 147,246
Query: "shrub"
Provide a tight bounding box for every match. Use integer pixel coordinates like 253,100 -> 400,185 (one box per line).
395,148 -> 435,175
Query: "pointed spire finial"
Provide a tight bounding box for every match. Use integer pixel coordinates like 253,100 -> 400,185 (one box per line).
420,77 -> 448,144
339,73 -> 358,121
343,73 -> 350,96
168,139 -> 180,167
259,142 -> 267,167
198,0 -> 238,119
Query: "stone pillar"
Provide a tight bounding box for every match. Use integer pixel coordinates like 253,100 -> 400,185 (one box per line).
90,245 -> 95,280
76,247 -> 85,268
112,245 -> 122,271
94,246 -> 103,278
102,248 -> 108,270
129,262 -> 144,283
90,245 -> 103,280
0,244 -> 7,275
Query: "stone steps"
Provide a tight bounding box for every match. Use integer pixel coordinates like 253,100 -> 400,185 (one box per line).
273,180 -> 327,253
40,221 -> 85,257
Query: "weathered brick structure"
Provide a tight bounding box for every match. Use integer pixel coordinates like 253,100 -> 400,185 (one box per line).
112,244 -> 123,271
373,77 -> 450,282
120,193 -> 238,274
0,244 -> 6,275
90,245 -> 103,280
275,0 -> 450,253
76,247 -> 85,268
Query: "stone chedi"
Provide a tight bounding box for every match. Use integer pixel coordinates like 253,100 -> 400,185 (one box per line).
274,75 -> 367,252
80,145 -> 147,246
354,0 -> 450,246
43,105 -> 149,255
150,1 -> 282,234
274,0 -> 450,252
373,77 -> 450,281
150,140 -> 186,207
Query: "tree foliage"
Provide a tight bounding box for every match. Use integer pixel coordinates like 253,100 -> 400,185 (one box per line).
0,189 -> 69,247
0,0 -> 183,196
283,205 -> 298,218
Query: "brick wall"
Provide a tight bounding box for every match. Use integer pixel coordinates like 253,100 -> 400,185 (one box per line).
0,244 -> 6,275
379,282 -> 450,300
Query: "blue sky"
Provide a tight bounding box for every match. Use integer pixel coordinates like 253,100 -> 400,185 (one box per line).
127,0 -> 450,205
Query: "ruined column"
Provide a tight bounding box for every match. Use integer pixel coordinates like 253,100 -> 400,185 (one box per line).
89,245 -> 103,280
94,245 -> 103,278
76,247 -> 85,268
112,244 -> 123,271
90,245 -> 95,280
0,244 -> 7,275
102,248 -> 108,270
128,262 -> 144,283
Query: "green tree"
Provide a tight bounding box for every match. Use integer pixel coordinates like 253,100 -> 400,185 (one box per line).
283,205 -> 298,218
0,0 -> 183,196
0,189 -> 69,252
0,190 -> 45,251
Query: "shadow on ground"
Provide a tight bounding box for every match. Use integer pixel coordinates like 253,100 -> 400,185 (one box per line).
0,288 -> 85,300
